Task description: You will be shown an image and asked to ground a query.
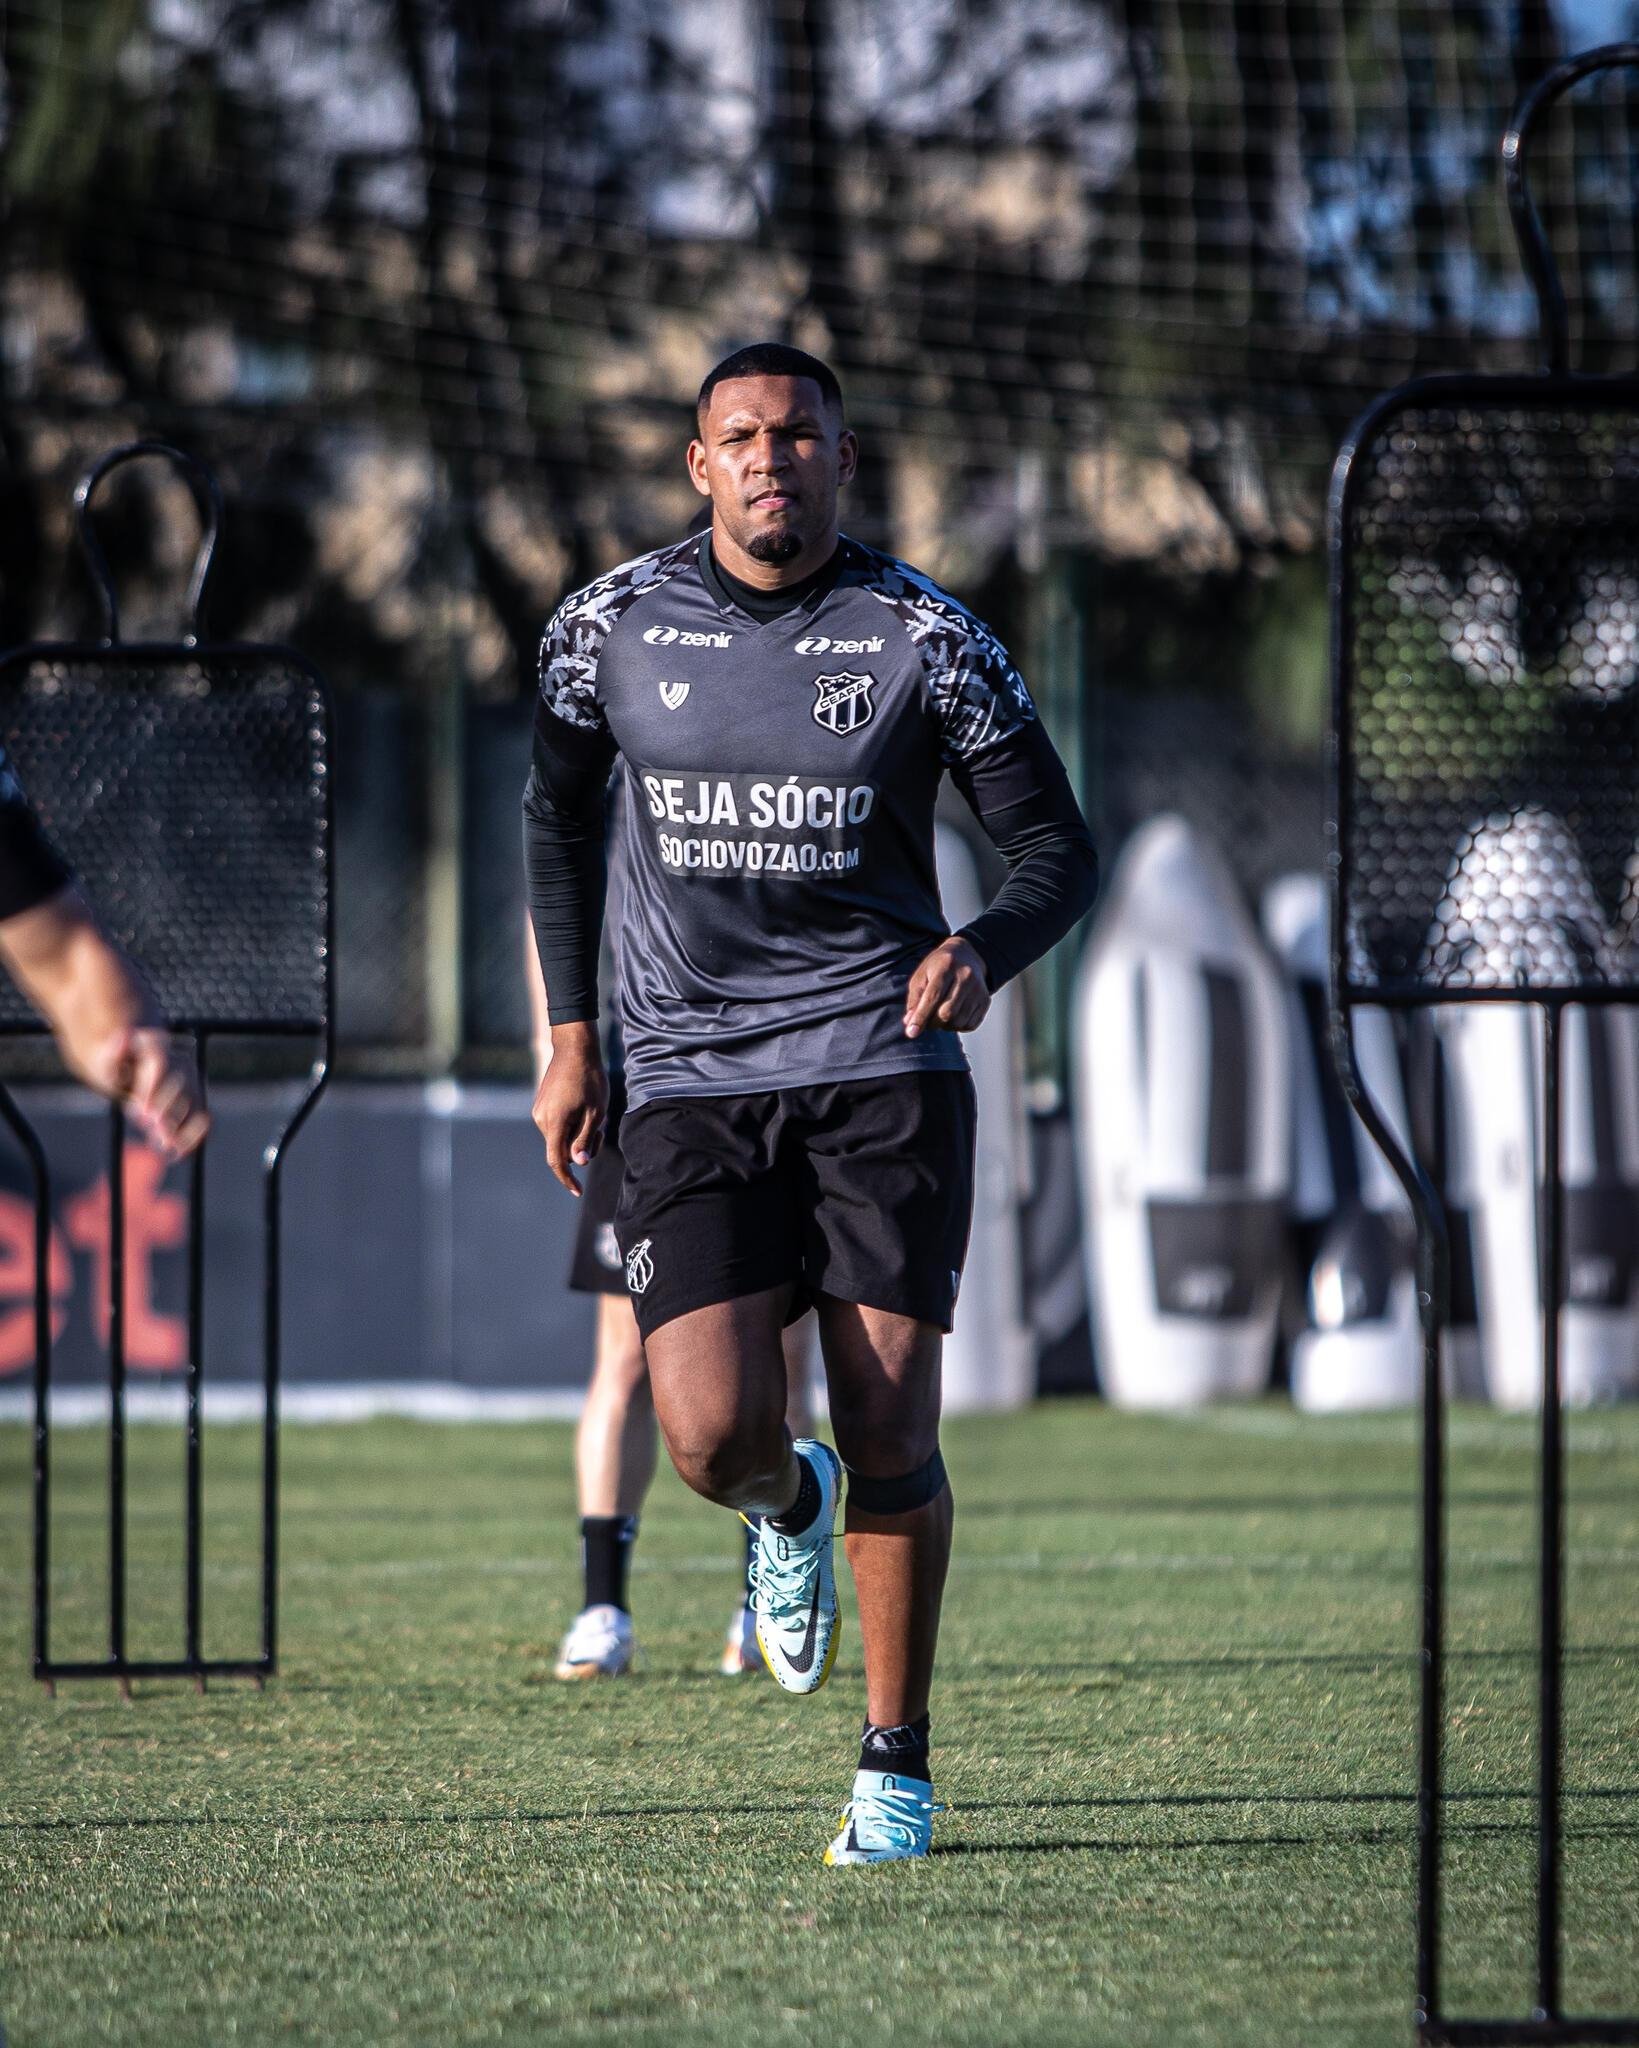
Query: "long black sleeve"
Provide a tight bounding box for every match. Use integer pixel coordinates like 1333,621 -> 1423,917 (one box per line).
948,720 -> 1099,989
522,700 -> 618,1024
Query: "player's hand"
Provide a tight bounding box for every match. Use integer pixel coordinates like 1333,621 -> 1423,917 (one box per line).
904,935 -> 991,1038
91,1026 -> 210,1159
532,1023 -> 608,1196
0,889 -> 210,1157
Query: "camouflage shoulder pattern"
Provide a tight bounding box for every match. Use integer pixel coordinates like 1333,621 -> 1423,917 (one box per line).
854,542 -> 1036,762
537,537 -> 698,733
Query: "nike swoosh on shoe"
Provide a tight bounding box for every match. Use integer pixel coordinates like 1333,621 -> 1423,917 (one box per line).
784,1579 -> 823,1676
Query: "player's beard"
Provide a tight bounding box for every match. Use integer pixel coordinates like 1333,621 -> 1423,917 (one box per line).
746,528 -> 804,566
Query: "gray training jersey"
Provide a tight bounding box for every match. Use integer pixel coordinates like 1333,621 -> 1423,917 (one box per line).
538,534 -> 1036,1108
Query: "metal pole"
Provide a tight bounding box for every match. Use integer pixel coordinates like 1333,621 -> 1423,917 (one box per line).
33,1119 -> 52,1691
1537,1000 -> 1566,2024
0,1084 -> 57,1691
259,1056 -> 330,1682
1327,1011 -> 1450,2032
260,1133 -> 279,1681
1418,1200 -> 1446,2033
108,1102 -> 129,1698
185,1033 -> 208,1686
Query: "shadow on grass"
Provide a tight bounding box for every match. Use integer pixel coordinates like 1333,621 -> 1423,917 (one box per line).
932,1824 -> 1407,1858
933,1818 -> 1638,1859
965,1787 -> 1639,1814
7,1787 -> 1634,1836
947,1643 -> 1639,1680
953,1487 -> 1639,1520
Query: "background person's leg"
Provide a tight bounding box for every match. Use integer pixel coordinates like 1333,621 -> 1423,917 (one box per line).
816,1296 -> 950,1729
577,1294 -> 656,1518
783,1310 -> 818,1438
556,1297 -> 657,1678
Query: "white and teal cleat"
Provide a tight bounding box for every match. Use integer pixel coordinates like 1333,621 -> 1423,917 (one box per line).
748,1439 -> 842,1694
824,1770 -> 940,1865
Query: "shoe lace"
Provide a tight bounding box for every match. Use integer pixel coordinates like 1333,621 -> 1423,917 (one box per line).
744,1521 -> 829,1623
840,1783 -> 944,1850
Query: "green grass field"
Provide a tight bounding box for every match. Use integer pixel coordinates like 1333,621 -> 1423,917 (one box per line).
3,1402 -> 1636,2047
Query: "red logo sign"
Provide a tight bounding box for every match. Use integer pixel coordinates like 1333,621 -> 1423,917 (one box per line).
0,1150 -> 188,1374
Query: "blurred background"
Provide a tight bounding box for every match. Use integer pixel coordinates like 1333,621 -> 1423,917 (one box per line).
2,0 -> 1638,1413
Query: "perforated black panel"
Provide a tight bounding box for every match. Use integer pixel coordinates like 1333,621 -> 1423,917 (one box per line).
0,645 -> 329,1031
1336,380 -> 1639,999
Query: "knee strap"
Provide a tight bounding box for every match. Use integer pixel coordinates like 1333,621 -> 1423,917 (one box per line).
844,1447 -> 947,1515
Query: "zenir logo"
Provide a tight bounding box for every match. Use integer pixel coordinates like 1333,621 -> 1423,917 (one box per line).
796,634 -> 884,655
643,625 -> 733,648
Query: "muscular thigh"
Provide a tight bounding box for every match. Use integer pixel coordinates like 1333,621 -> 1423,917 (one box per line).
644,1285 -> 797,1467
816,1295 -> 943,1476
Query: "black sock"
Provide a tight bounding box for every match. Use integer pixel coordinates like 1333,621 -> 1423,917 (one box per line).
742,1513 -> 760,1597
768,1452 -> 822,1536
580,1514 -> 637,1613
859,1713 -> 931,1782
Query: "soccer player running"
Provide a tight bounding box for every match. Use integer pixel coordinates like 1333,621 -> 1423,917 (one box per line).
525,342 -> 1097,1862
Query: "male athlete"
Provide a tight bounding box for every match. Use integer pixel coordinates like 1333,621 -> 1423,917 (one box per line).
525,342 -> 1097,1862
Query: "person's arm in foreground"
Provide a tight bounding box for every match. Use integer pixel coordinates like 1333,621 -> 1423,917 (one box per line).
523,696 -> 616,1196
904,716 -> 1100,1040
0,882 -> 209,1156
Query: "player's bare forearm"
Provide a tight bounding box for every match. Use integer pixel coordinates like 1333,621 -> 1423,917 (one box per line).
532,1021 -> 609,1195
903,934 -> 991,1038
0,884 -> 209,1156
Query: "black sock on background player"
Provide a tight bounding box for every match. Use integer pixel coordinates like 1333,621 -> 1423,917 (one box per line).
581,1514 -> 638,1612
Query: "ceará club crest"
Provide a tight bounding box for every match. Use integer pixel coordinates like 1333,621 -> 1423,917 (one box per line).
811,670 -> 876,736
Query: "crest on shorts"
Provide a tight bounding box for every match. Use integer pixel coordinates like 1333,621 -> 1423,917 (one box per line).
596,1222 -> 622,1270
625,1237 -> 654,1295
659,680 -> 690,710
811,670 -> 876,737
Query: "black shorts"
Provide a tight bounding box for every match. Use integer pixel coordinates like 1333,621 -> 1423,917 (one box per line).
567,1081 -> 631,1296
613,1071 -> 977,1343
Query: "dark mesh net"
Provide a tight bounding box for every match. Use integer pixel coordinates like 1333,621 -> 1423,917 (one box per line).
0,647 -> 329,1031
1337,388 -> 1639,999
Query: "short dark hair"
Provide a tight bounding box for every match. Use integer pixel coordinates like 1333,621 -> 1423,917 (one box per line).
696,343 -> 843,425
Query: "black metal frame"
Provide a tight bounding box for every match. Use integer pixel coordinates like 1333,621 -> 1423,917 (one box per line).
1328,45 -> 1639,2048
0,442 -> 333,1697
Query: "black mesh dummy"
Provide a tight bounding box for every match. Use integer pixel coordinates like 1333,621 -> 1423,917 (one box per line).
0,647 -> 329,1032
1336,387 -> 1639,1001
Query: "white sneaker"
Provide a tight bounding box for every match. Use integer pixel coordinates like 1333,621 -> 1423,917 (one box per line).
720,1601 -> 760,1675
749,1440 -> 842,1694
824,1770 -> 940,1865
553,1603 -> 635,1680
